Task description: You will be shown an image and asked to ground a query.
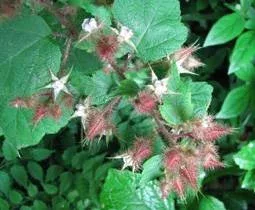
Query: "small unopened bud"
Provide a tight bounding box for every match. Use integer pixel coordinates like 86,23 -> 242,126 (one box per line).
134,91 -> 157,114
81,18 -> 99,33
96,35 -> 118,61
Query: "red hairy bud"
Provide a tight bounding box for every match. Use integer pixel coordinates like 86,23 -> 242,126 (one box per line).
164,149 -> 182,171
86,110 -> 112,140
96,35 -> 118,61
131,138 -> 152,164
190,116 -> 232,141
134,91 -> 157,114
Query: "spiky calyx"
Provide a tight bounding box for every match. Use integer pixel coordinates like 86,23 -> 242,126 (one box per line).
113,137 -> 152,172
133,91 -> 157,114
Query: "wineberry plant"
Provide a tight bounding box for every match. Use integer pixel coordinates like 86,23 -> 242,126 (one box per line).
0,0 -> 254,209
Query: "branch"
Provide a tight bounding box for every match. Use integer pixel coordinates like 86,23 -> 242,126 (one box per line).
36,0 -> 78,38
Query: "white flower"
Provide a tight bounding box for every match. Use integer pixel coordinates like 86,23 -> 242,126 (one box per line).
81,18 -> 98,33
71,98 -> 91,132
147,68 -> 177,100
118,26 -> 133,42
43,69 -> 71,101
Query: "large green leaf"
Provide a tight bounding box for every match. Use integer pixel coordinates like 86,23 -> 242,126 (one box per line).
0,16 -> 72,149
234,141 -> 255,170
100,169 -> 175,210
113,0 -> 187,61
199,196 -> 226,210
229,31 -> 255,74
216,85 -> 250,119
204,13 -> 245,47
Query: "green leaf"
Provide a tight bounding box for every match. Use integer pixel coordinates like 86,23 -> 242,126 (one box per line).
160,79 -> 193,125
27,183 -> 38,197
2,141 -> 19,160
117,80 -> 140,96
216,85 -> 250,119
9,190 -> 23,204
113,0 -> 187,61
199,196 -> 226,210
241,170 -> 255,190
235,66 -> 255,82
140,155 -> 163,185
69,0 -> 112,25
204,13 -> 245,47
29,148 -> 54,161
33,200 -> 48,210
42,183 -> 58,195
46,165 -> 63,182
10,165 -> 28,188
27,161 -> 44,182
234,141 -> 255,170
60,172 -> 73,194
0,15 -> 72,149
191,82 -> 213,117
100,169 -> 175,210
229,31 -> 255,74
0,171 -> 11,197
74,71 -> 118,105
0,197 -> 9,210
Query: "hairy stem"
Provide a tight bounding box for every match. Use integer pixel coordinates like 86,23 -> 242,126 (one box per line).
152,111 -> 176,145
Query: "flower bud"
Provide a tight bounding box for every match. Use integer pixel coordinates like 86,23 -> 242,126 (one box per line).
134,91 -> 157,114
96,35 -> 118,61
